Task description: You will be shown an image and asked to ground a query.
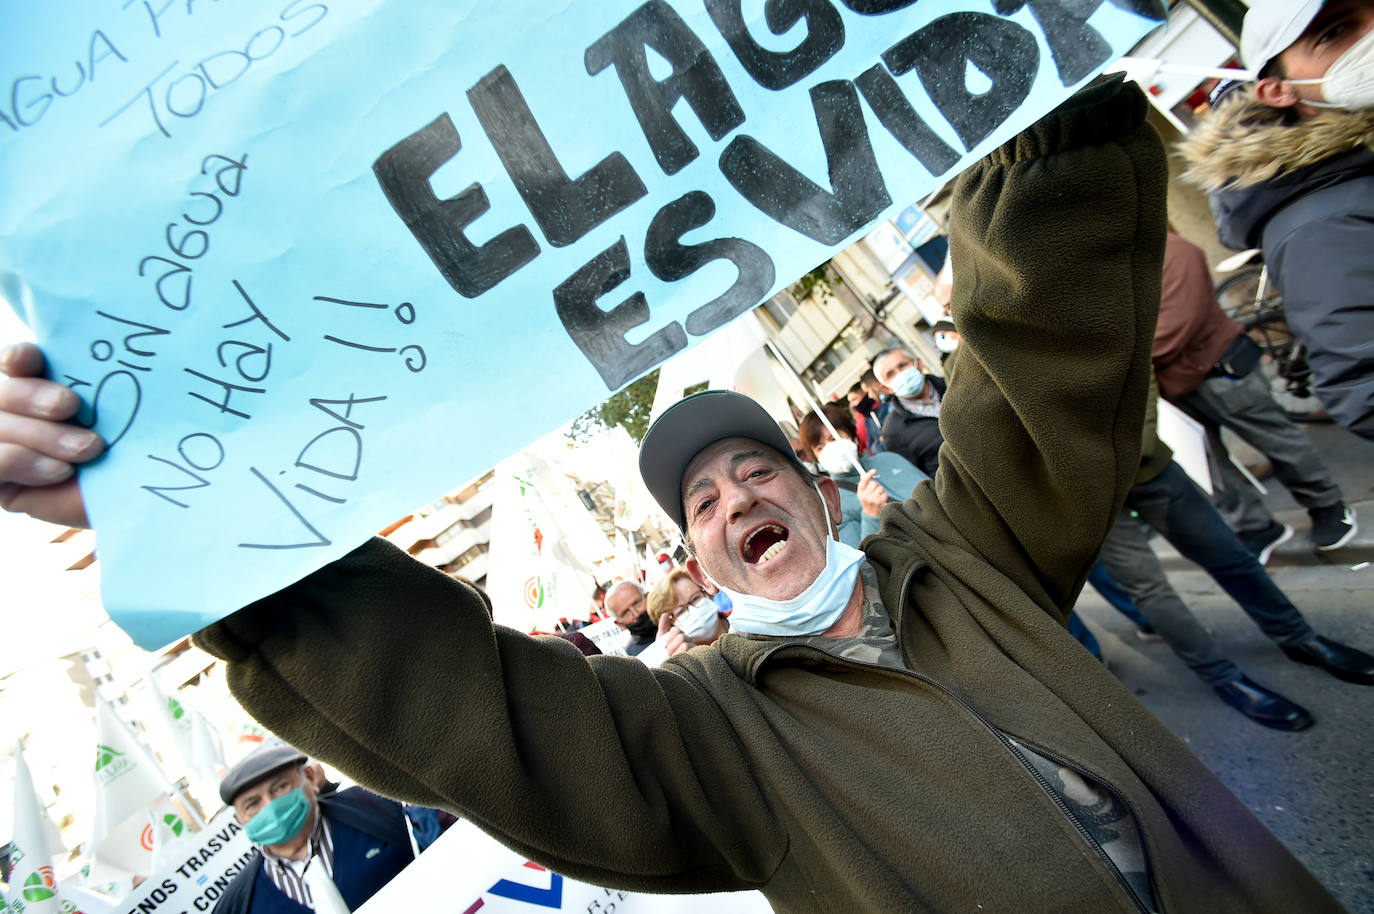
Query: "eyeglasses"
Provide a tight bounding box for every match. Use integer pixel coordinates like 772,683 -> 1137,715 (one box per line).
670,594 -> 711,618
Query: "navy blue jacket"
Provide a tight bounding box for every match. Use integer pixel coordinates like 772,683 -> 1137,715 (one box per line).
212,788 -> 419,914
877,376 -> 947,478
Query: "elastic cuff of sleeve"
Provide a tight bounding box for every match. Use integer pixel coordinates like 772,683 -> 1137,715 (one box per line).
979,75 -> 1148,168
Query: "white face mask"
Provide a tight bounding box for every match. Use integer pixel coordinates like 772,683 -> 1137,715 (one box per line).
816,437 -> 861,476
934,334 -> 960,354
674,595 -> 720,642
1287,26 -> 1374,110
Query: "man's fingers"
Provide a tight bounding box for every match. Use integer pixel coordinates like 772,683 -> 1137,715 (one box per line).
0,342 -> 45,379
0,376 -> 84,421
0,411 -> 104,466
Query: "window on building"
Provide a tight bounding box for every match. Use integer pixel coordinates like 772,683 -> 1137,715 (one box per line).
445,543 -> 489,575
759,292 -> 798,330
802,320 -> 867,388
435,523 -> 466,548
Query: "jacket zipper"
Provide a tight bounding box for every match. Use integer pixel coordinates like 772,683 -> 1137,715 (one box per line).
751,561 -> 1154,914
1007,737 -> 1157,914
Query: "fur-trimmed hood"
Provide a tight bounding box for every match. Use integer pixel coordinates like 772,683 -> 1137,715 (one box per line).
1179,91 -> 1374,191
1180,91 -> 1374,251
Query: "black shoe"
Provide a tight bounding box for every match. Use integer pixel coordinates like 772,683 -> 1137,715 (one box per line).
1134,625 -> 1163,643
1281,636 -> 1374,685
1310,503 -> 1358,551
1212,676 -> 1314,731
1237,521 -> 1294,566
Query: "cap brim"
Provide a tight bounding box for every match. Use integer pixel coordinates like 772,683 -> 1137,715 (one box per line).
639,390 -> 798,530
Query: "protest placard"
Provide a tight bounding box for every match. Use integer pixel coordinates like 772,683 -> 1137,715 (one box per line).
96,808 -> 252,914
358,818 -> 772,914
1,0 -> 1164,647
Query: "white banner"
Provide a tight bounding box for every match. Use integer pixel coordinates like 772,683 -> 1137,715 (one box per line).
359,820 -> 771,914
576,619 -> 633,658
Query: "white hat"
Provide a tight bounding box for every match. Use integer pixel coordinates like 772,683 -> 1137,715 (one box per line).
1240,0 -> 1324,72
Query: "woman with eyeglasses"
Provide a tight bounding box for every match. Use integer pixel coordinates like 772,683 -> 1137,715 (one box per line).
647,568 -> 729,658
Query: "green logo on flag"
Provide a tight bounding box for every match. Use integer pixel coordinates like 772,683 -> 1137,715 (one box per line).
22,872 -> 55,902
165,813 -> 185,836
94,744 -> 125,771
168,697 -> 185,719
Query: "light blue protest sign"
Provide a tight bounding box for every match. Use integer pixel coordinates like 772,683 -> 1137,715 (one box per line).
1,0 -> 1164,648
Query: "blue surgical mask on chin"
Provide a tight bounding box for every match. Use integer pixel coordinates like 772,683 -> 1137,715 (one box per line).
704,484 -> 865,637
891,367 -> 926,399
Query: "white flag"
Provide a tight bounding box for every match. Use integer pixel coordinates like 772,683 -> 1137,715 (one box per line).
87,796 -> 186,882
7,743 -> 69,914
485,450 -> 607,633
90,699 -> 177,878
146,807 -> 192,875
145,676 -> 194,765
188,710 -> 227,783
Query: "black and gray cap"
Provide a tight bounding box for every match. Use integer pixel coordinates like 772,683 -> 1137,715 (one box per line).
219,744 -> 307,805
638,390 -> 805,530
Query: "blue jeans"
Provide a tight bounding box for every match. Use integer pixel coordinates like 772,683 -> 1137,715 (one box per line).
1067,613 -> 1101,658
1095,461 -> 1315,685
1087,562 -> 1152,629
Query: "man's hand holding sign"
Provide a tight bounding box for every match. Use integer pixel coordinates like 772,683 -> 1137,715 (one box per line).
5,2 -> 1352,912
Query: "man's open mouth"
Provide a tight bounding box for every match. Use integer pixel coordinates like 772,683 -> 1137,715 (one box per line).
742,524 -> 788,564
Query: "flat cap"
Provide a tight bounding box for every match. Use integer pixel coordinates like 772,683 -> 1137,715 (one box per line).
219,744 -> 307,804
639,390 -> 802,530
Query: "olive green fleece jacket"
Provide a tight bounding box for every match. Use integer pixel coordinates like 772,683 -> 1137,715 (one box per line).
194,79 -> 1344,913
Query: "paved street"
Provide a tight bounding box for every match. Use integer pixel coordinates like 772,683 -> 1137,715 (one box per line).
1077,421 -> 1374,912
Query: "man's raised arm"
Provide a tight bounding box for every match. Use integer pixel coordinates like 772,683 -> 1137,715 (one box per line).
878,77 -> 1167,621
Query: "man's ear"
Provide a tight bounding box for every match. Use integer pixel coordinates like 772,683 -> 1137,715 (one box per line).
815,476 -> 843,530
685,556 -> 718,594
1254,76 -> 1301,108
303,762 -> 326,790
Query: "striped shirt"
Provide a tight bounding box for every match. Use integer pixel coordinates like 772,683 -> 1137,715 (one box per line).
261,810 -> 335,910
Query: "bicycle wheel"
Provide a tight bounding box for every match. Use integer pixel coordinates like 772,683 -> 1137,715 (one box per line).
1215,265 -> 1281,319
1216,267 -> 1329,423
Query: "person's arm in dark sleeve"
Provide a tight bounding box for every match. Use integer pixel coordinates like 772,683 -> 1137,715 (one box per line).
870,76 -> 1167,623
192,538 -> 783,894
1268,214 -> 1374,441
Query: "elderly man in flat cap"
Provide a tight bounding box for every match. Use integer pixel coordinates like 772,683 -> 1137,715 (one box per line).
213,744 -> 444,914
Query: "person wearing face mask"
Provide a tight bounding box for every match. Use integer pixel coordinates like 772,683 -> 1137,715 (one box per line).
213,745 -> 445,914
870,347 -> 947,477
798,405 -> 929,548
844,382 -> 885,456
930,321 -> 963,366
1180,0 -> 1374,440
646,569 -> 730,659
603,580 -> 659,656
